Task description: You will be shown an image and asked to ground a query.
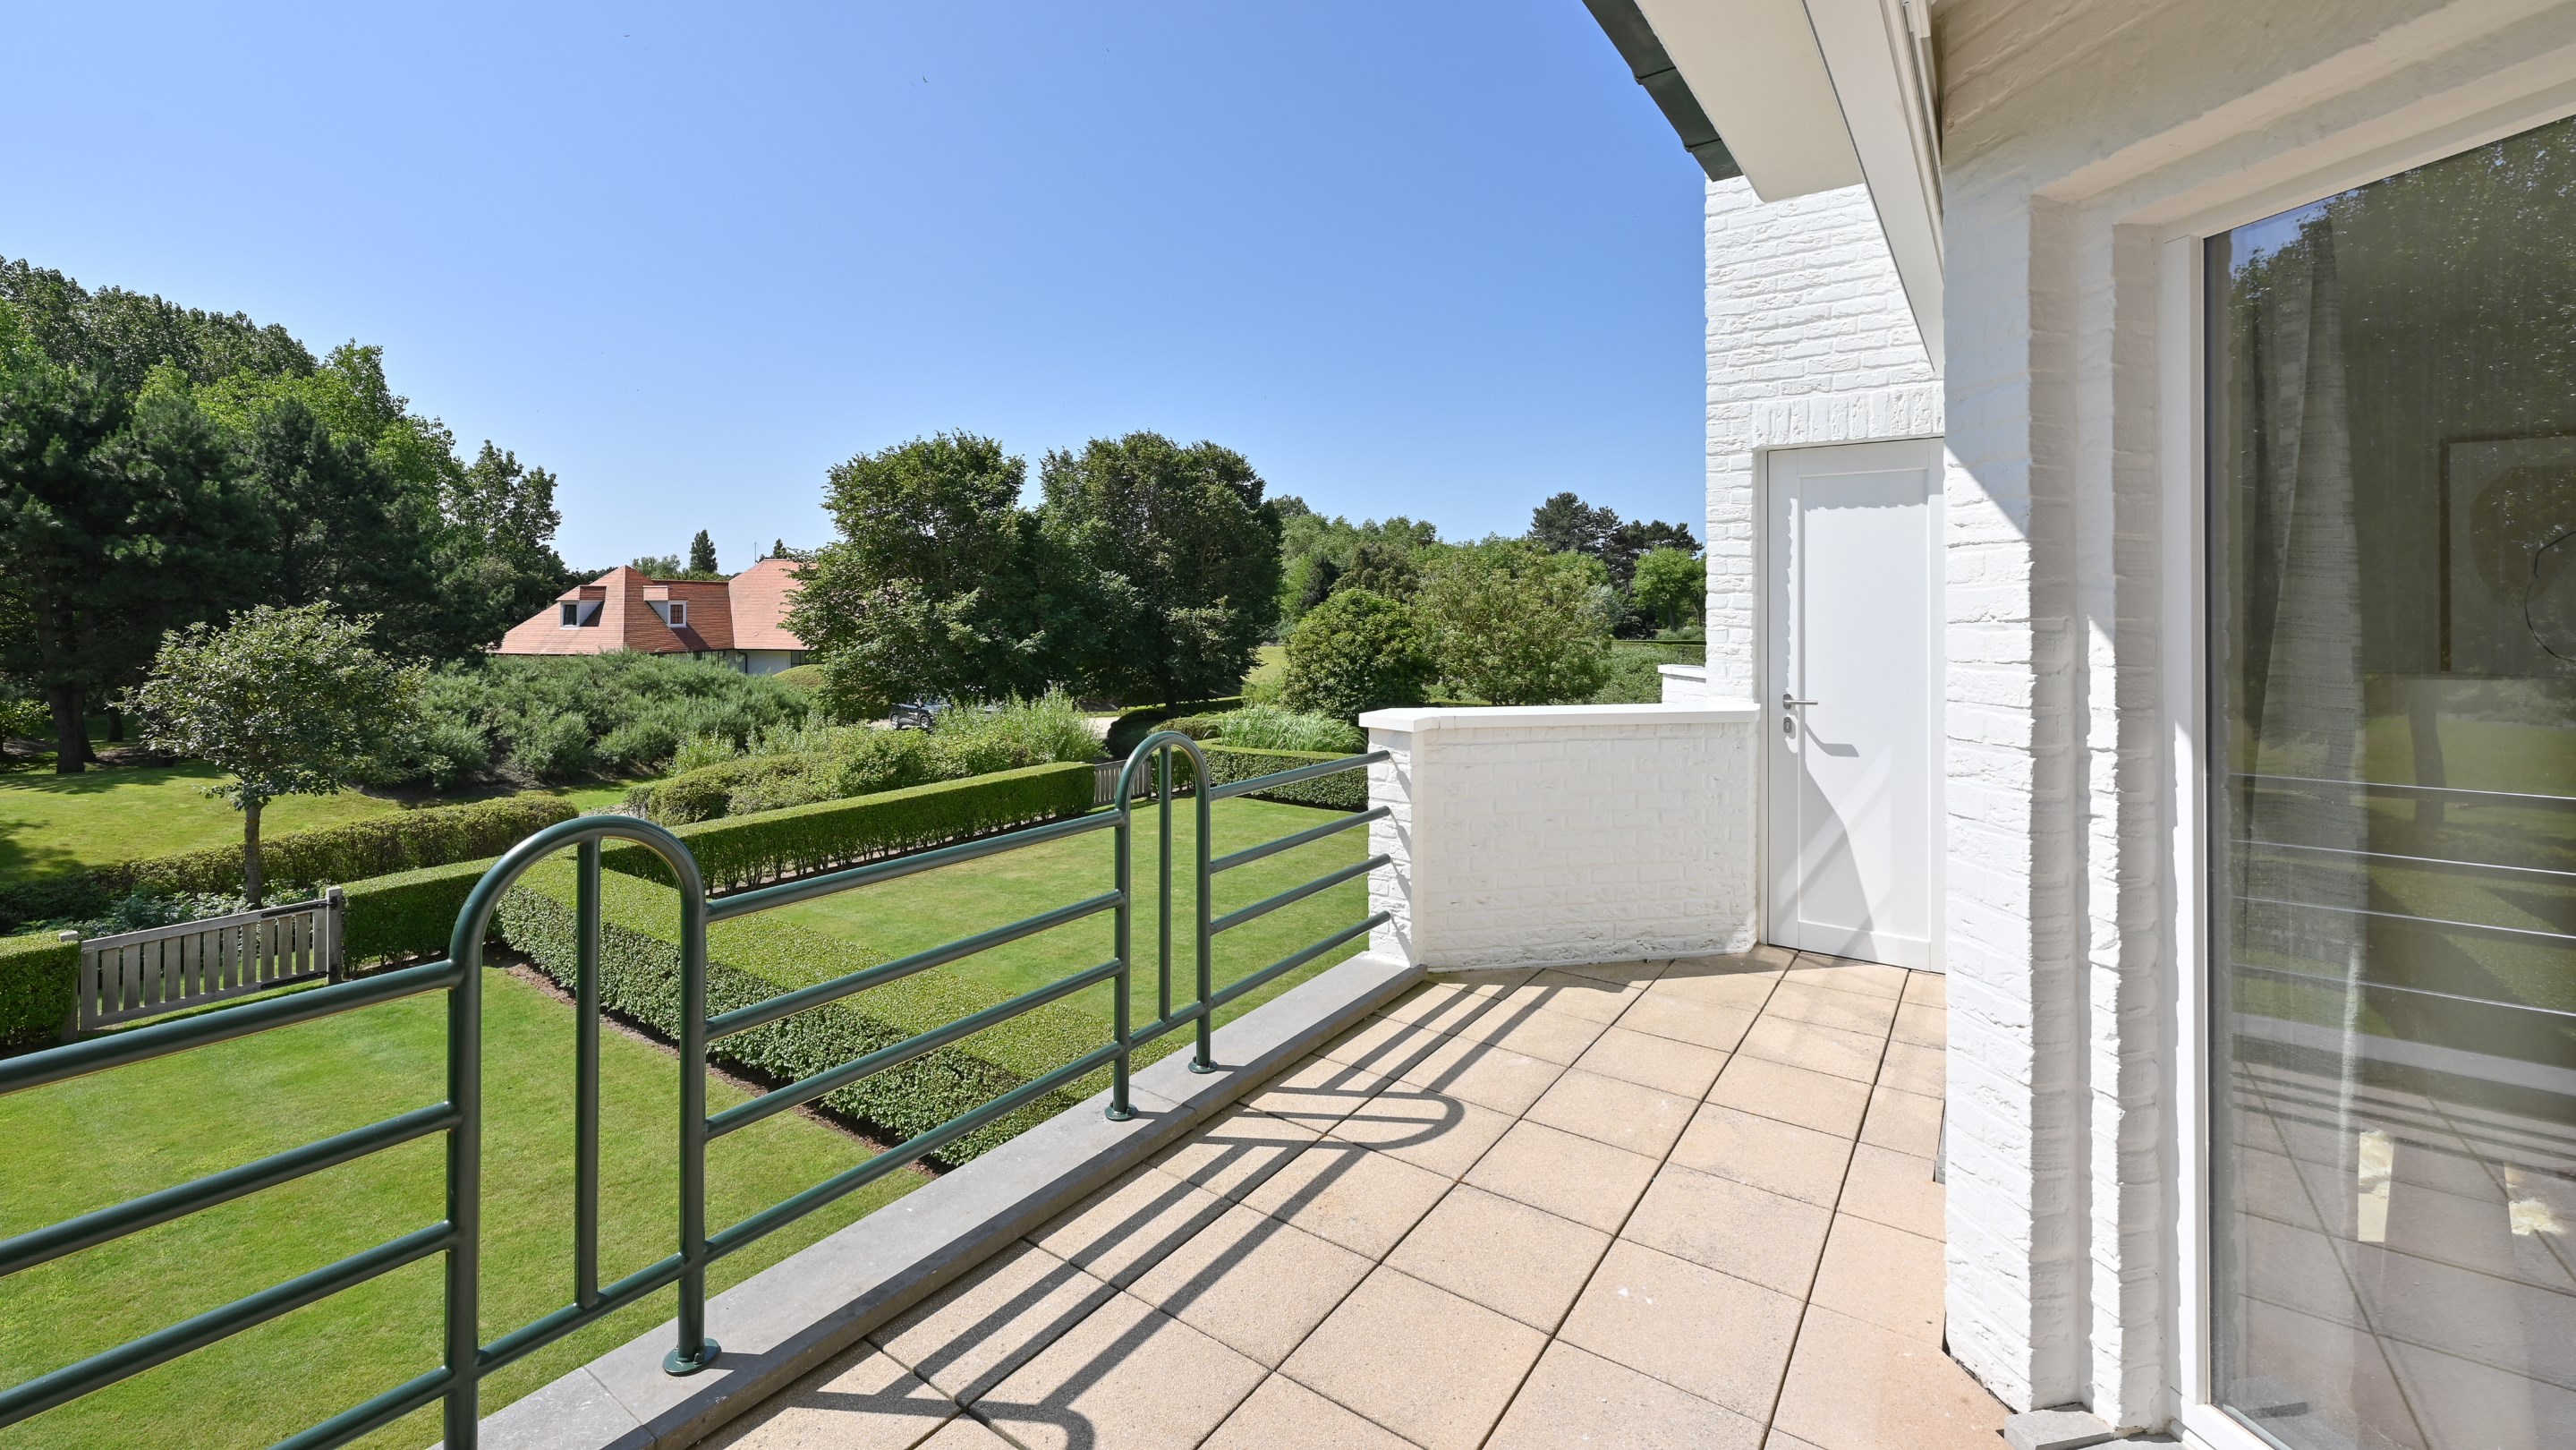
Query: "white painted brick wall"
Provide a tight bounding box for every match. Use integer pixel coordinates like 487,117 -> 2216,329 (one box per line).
1360,705 -> 1758,972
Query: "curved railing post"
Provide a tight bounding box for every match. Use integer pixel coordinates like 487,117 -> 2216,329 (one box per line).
1113,731 -> 1218,1080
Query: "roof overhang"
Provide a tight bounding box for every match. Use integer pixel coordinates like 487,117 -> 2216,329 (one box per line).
1593,0 -> 1946,371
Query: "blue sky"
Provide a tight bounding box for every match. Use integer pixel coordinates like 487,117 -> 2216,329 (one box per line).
4,3 -> 1708,571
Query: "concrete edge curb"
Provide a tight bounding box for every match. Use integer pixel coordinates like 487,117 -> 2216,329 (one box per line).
456,950 -> 1424,1450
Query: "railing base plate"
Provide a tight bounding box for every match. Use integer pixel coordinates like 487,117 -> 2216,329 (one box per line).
663,1338 -> 722,1377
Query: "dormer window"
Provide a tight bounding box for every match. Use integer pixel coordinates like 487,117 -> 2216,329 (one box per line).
650,600 -> 688,628
559,601 -> 601,627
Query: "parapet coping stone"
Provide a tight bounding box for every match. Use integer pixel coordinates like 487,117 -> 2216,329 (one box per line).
1359,702 -> 1762,730
453,949 -> 1424,1450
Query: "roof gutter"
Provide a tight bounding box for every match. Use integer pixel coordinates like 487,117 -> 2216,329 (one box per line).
1580,0 -> 1741,183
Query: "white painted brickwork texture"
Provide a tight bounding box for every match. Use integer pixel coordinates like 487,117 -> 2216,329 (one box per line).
1364,716 -> 1756,972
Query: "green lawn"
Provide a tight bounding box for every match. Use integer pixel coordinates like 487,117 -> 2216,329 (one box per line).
0,754 -> 657,881
760,795 -> 1373,1080
1243,643 -> 1287,693
0,970 -> 914,1450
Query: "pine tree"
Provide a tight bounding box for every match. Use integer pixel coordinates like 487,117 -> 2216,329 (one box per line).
687,529 -> 718,576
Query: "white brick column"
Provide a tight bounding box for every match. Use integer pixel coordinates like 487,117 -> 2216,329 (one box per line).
1361,704 -> 1758,972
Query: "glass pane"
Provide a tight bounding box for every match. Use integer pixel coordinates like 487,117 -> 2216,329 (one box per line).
2208,118 -> 2576,1450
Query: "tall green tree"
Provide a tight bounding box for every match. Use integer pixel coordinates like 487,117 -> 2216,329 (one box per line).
1281,588 -> 1434,720
123,604 -> 420,903
1041,432 -> 1283,708
688,530 -> 719,576
1631,547 -> 1705,632
791,432 -> 1060,716
1416,540 -> 1614,705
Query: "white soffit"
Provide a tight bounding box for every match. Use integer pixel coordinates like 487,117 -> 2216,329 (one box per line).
1804,0 -> 1946,368
1634,0 -> 1863,200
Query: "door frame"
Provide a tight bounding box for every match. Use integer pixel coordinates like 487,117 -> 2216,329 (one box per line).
1758,435 -> 1949,972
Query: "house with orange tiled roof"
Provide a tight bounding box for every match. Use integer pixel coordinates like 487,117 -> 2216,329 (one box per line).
493,557 -> 810,674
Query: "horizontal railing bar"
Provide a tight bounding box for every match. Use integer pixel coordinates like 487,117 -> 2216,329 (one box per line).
707,810 -> 1120,920
2232,771 -> 2576,807
1210,912 -> 1390,1011
708,960 -> 1124,1139
268,1368 -> 454,1450
0,1222 -> 453,1429
1205,749 -> 1388,801
708,892 -> 1122,1040
2227,960 -> 2576,1021
474,1252 -> 687,1376
2236,837 -> 2576,881
1210,857 -> 1388,936
1210,807 -> 1389,875
708,1042 -> 1124,1262
0,959 -> 466,1098
0,1103 -> 460,1277
2231,893 -> 2576,946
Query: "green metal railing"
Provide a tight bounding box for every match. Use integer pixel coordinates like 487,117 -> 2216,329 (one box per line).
0,733 -> 1390,1449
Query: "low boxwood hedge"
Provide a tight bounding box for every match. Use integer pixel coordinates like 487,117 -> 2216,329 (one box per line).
497,861 -> 1073,1164
342,856 -> 506,968
605,763 -> 1094,893
0,931 -> 80,1050
97,794 -> 577,899
1202,745 -> 1369,811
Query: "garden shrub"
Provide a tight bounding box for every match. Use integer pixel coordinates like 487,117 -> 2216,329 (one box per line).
1280,588 -> 1433,721
636,695 -> 1096,826
1104,696 -> 1243,758
1202,745 -> 1369,811
925,693 -> 1100,777
0,931 -> 80,1050
376,653 -> 812,786
341,855 -> 505,967
497,862 -> 1070,1164
0,876 -> 114,939
606,763 -> 1094,892
98,794 -> 577,898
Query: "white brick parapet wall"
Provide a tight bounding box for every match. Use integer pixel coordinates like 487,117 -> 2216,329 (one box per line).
1357,704 -> 1759,972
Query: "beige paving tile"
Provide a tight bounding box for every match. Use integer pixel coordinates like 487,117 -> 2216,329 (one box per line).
1707,1055 -> 1872,1138
1618,992 -> 1759,1051
970,1291 -> 1266,1450
701,1340 -> 960,1450
1645,969 -> 1781,1013
1436,967 -> 1543,997
1770,1304 -> 2008,1450
1622,1164 -> 1833,1296
1520,968 -> 1650,1023
1148,1105 -> 1321,1203
1781,958 -> 1909,1001
1891,1000 -> 1945,1046
1764,1430 -> 1832,1450
874,1241 -> 1117,1402
1900,970 -> 1946,1008
1465,1120 -> 1661,1232
1487,1340 -> 1764,1450
1242,1139 -> 1452,1258
1281,1267 -> 1550,1450
1839,1143 -> 1943,1239
1032,1172 -> 1230,1288
1858,1085 -> 1942,1159
1241,1054 -> 1399,1133
1548,958 -> 1669,988
1575,1025 -> 1729,1099
1328,1083 -> 1517,1178
1761,981 -> 1900,1035
1877,1040 -> 1944,1096
1200,1373 -> 1418,1450
1559,1240 -> 1804,1420
911,1417 -> 1016,1448
1526,1068 -> 1696,1157
1809,1213 -> 1945,1343
1736,1014 -> 1888,1084
1387,1182 -> 1612,1329
1666,945 -> 1791,977
1374,979 -> 1483,1027
1449,1000 -> 1610,1064
1319,1011 -> 1456,1078
1391,1030 -> 1566,1115
1125,1201 -> 1373,1367
1670,1103 -> 1857,1208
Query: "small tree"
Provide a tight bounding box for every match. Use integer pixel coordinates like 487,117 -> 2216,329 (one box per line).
1630,547 -> 1705,632
123,603 -> 420,903
1281,589 -> 1434,721
688,529 -> 719,576
1415,541 -> 1613,705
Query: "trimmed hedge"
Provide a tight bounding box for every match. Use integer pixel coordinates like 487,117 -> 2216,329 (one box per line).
0,931 -> 80,1051
497,862 -> 1070,1164
342,856 -> 505,968
1202,745 -> 1369,811
625,753 -> 835,824
96,794 -> 577,898
1103,697 -> 1244,760
605,763 -> 1094,893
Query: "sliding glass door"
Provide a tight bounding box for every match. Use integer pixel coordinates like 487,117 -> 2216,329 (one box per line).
2207,118 -> 2576,1449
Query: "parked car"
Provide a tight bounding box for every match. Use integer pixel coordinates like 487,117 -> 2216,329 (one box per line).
890,698 -> 939,729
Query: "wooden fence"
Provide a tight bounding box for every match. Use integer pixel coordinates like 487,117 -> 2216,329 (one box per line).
66,888 -> 345,1036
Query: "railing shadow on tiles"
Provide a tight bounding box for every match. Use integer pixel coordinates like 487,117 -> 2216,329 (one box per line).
0,732 -> 1390,1450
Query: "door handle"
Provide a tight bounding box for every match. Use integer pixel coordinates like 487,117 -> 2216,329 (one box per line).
1782,694 -> 1819,707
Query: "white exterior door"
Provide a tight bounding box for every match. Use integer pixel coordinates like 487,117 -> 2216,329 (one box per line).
1764,439 -> 1943,969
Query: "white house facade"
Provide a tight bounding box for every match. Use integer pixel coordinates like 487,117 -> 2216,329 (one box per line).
1599,2 -> 2576,1446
